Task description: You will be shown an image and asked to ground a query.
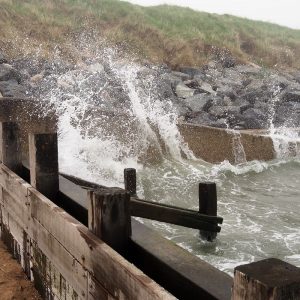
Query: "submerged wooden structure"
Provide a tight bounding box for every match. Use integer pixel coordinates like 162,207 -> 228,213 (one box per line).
0,97 -> 299,300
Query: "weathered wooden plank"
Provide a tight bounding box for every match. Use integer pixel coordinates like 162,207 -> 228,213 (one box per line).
0,122 -> 22,174
30,218 -> 88,299
28,188 -> 174,299
0,165 -> 174,299
0,186 -> 3,205
0,206 -> 26,267
199,182 -> 218,241
88,189 -> 132,255
0,164 -> 30,203
29,189 -> 172,299
124,168 -> 137,196
131,198 -> 221,232
88,273 -> 115,300
2,189 -> 30,232
232,258 -> 300,299
1,189 -> 88,299
29,133 -> 59,200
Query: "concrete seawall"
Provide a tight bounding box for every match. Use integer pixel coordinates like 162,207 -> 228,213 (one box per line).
178,123 -> 276,164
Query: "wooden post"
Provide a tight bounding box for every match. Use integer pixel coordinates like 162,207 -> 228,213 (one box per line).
29,133 -> 59,200
232,258 -> 300,299
124,168 -> 137,196
199,182 -> 217,242
0,122 -> 22,174
88,188 -> 131,254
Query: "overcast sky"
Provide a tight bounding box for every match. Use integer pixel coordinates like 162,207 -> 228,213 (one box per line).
123,0 -> 300,29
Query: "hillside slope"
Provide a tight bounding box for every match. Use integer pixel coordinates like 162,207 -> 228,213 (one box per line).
1,0 -> 300,68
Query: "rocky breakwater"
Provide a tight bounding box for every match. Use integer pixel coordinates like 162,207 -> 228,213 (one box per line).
167,61 -> 300,162
165,62 -> 300,130
0,51 -> 27,98
1,48 -> 299,163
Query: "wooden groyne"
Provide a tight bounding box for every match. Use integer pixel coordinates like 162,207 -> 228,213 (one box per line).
0,97 -> 299,299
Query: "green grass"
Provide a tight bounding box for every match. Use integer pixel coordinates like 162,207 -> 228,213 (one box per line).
1,0 -> 300,68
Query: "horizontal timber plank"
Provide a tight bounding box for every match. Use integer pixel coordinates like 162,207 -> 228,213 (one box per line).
0,177 -> 89,298
131,197 -> 222,232
0,164 -> 174,300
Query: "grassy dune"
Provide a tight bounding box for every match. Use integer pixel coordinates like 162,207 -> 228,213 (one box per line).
1,0 -> 300,68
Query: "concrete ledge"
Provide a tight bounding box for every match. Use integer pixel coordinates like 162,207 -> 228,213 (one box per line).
178,123 -> 275,164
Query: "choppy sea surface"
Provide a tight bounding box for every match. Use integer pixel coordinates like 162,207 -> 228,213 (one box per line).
136,157 -> 300,275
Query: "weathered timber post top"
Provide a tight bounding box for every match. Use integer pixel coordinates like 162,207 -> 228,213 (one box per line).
0,96 -> 299,300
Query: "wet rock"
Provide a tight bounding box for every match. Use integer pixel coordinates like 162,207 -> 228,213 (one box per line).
87,63 -> 104,73
240,108 -> 269,129
184,79 -> 200,89
282,90 -> 300,103
232,98 -> 252,113
209,105 -> 240,118
185,111 -> 212,124
161,73 -> 182,90
216,85 -> 237,100
197,82 -> 216,95
254,102 -> 270,114
182,94 -> 214,111
234,64 -> 261,75
0,80 -> 26,98
240,90 -> 266,105
221,56 -> 236,68
175,83 -> 197,98
212,96 -> 232,107
30,72 -> 45,84
0,52 -> 7,64
0,64 -> 21,83
179,67 -> 203,78
171,71 -> 191,81
209,118 -> 228,128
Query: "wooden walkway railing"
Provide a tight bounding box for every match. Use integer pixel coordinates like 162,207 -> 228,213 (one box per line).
0,97 -> 299,300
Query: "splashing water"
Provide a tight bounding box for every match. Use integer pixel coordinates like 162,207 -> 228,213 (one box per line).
266,82 -> 300,159
34,47 -> 193,186
25,43 -> 299,276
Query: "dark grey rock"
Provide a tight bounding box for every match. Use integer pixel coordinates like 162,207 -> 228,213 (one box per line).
171,71 -> 191,81
216,76 -> 243,89
209,118 -> 228,128
216,85 -> 237,100
254,102 -> 270,114
221,56 -> 236,68
182,94 -> 214,111
0,51 -> 7,64
209,105 -> 240,118
179,67 -> 203,78
175,83 -> 197,98
234,64 -> 262,75
0,64 -> 21,83
184,79 -> 200,89
196,82 -> 216,95
161,73 -> 182,90
232,98 -> 252,113
281,90 -> 300,103
212,96 -> 232,107
185,111 -> 212,124
241,90 -> 267,105
0,80 -> 26,97
240,108 -> 269,129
